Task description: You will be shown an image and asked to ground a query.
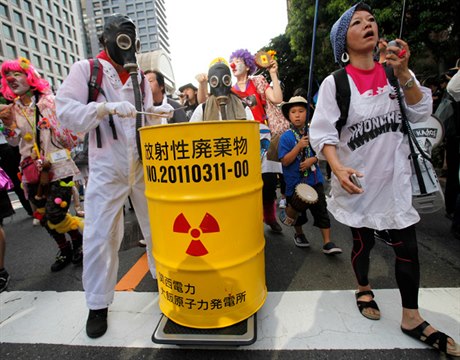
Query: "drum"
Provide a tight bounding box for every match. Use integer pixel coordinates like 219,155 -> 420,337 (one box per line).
290,183 -> 318,212
410,114 -> 445,156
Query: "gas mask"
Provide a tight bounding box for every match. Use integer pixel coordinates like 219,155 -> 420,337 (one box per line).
100,14 -> 140,71
208,62 -> 232,102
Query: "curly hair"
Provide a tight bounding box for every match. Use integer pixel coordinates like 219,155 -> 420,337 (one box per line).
229,49 -> 257,75
1,58 -> 50,101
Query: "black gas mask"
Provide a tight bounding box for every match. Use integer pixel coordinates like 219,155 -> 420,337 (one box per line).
100,14 -> 140,72
208,63 -> 232,103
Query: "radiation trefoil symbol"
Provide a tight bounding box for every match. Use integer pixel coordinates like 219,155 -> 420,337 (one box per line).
173,213 -> 220,256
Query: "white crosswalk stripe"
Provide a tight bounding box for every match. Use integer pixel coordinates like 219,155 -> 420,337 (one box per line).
1,288 -> 459,350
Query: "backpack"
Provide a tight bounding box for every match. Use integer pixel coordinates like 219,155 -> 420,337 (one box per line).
86,58 -> 145,148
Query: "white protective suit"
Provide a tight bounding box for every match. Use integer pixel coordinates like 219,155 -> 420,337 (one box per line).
309,71 -> 432,230
56,59 -> 163,310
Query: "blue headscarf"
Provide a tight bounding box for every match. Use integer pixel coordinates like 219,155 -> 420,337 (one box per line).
330,2 -> 376,66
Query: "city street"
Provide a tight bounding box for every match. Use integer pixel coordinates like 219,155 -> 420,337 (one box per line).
1,179 -> 459,359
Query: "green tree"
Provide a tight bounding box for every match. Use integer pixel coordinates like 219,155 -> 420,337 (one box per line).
286,0 -> 459,89
258,34 -> 309,99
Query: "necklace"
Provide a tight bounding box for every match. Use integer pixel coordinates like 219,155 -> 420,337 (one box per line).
18,101 -> 36,134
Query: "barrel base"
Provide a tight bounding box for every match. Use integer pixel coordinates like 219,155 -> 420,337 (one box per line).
152,313 -> 257,346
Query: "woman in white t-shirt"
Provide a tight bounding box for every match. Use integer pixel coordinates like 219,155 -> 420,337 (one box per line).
309,2 -> 459,356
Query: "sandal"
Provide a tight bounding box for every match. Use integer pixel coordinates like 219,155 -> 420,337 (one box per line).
401,321 -> 460,356
355,290 -> 380,320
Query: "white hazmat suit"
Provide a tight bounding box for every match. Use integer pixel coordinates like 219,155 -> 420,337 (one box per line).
56,58 -> 166,310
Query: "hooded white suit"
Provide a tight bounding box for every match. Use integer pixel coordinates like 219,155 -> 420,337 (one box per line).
56,58 -> 166,309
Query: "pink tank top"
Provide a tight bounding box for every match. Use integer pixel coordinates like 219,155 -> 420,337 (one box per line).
345,62 -> 388,97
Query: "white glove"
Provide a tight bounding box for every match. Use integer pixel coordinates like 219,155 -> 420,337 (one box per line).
145,98 -> 174,119
98,101 -> 137,118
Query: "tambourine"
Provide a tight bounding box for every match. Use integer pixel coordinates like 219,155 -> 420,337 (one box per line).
254,51 -> 273,68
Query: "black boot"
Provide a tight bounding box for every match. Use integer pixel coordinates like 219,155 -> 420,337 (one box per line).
68,230 -> 83,264
50,246 -> 72,272
86,308 -> 108,338
71,244 -> 83,265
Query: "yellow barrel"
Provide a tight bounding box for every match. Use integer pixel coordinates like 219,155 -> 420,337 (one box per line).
139,120 -> 266,329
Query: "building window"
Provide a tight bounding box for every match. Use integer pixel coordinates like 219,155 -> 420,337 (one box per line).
19,49 -> 30,59
56,19 -> 63,32
32,54 -> 42,68
51,46 -> 58,58
38,24 -> 46,38
59,35 -> 65,47
0,3 -> 9,18
61,51 -> 67,62
13,11 -> 23,26
6,44 -> 17,59
17,30 -> 27,46
41,42 -> 49,54
45,59 -> 52,72
26,17 -> 35,32
46,13 -> 53,27
36,8 -> 43,21
2,24 -> 13,40
49,30 -> 56,43
30,36 -> 39,50
53,4 -> 60,16
24,0 -> 33,14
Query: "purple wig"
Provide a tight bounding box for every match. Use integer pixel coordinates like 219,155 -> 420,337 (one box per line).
229,49 -> 257,75
1,58 -> 50,101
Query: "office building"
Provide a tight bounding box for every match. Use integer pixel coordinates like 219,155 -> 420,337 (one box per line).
0,0 -> 86,89
84,0 -> 169,57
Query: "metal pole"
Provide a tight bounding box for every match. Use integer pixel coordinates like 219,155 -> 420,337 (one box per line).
399,0 -> 406,38
307,0 -> 320,122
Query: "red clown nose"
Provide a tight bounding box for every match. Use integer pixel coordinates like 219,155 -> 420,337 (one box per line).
230,63 -> 236,70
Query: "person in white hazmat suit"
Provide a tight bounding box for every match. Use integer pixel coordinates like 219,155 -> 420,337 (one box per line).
56,14 -> 173,339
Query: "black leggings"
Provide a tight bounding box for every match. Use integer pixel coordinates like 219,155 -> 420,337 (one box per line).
350,225 -> 420,309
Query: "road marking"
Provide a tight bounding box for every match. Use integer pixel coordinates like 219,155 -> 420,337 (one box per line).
115,252 -> 149,291
1,288 -> 459,349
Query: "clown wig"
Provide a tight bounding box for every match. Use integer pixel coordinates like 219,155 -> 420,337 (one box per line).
1,58 -> 50,101
229,49 -> 257,75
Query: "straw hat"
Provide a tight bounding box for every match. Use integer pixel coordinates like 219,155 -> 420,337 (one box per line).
280,96 -> 309,119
